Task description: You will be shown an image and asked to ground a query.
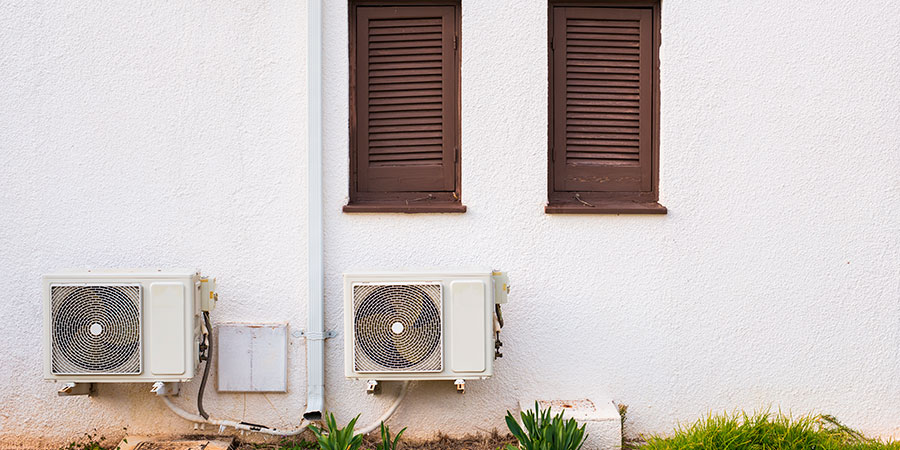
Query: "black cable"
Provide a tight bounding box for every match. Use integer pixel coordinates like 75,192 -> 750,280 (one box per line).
494,304 -> 504,359
194,311 -> 287,432
198,311 -> 212,420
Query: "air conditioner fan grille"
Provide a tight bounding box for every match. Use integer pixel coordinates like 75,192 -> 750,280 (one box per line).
50,284 -> 142,375
353,283 -> 442,373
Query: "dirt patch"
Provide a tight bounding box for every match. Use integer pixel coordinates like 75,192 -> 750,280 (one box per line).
372,430 -> 516,450
237,430 -> 516,450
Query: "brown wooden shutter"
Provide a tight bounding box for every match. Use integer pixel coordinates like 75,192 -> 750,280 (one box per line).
354,5 -> 458,196
551,6 -> 653,194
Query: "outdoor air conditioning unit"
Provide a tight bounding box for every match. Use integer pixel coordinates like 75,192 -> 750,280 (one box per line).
43,269 -> 216,384
344,271 -> 509,387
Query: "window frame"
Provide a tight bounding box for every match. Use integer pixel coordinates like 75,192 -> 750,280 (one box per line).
345,0 -> 465,214
545,0 -> 666,214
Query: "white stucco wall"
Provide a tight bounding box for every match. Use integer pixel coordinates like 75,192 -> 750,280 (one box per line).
2,0 -> 900,447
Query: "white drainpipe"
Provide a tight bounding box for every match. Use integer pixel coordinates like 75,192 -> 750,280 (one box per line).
304,0 -> 325,421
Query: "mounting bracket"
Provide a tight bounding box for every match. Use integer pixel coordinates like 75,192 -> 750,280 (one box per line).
57,382 -> 95,397
150,381 -> 181,396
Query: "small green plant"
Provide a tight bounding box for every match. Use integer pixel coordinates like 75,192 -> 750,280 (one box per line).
617,403 -> 637,450
374,421 -> 406,450
61,430 -> 125,450
642,411 -> 900,450
505,402 -> 587,450
308,413 -> 364,450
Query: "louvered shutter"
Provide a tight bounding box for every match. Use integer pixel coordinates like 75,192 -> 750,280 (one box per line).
552,7 -> 652,193
355,6 -> 457,193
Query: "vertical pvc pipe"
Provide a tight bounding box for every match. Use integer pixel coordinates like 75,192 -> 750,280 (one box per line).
304,0 -> 325,421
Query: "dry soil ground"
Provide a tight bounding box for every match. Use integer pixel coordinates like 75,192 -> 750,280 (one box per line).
237,431 -> 517,450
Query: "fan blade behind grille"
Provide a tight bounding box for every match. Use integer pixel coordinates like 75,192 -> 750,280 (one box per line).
353,283 -> 442,373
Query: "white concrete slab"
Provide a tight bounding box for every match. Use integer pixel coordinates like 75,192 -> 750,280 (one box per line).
518,398 -> 622,450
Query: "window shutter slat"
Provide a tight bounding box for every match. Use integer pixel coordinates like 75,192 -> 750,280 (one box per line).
553,7 -> 653,193
357,6 -> 457,193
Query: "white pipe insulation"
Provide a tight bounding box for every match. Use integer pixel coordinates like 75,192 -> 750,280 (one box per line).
304,0 -> 326,422
354,382 -> 411,435
161,396 -> 310,437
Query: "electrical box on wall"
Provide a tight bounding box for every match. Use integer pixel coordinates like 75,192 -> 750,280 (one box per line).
216,323 -> 288,392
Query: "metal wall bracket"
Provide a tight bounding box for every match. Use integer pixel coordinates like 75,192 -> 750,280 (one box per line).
58,382 -> 95,397
366,379 -> 380,395
150,381 -> 181,396
295,330 -> 336,340
454,379 -> 466,394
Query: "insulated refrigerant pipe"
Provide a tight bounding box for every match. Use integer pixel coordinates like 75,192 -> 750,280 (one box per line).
354,381 -> 411,435
304,0 -> 326,422
159,379 -> 408,437
161,396 -> 311,436
160,314 -> 311,436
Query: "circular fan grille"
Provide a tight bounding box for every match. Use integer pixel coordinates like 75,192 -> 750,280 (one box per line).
353,283 -> 442,372
50,285 -> 142,375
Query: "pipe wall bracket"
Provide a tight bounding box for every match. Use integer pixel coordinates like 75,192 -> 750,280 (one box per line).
297,330 -> 336,340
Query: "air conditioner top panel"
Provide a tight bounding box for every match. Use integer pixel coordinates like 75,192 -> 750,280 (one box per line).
44,268 -> 199,278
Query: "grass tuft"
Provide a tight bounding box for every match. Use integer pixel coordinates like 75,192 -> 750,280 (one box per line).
641,411 -> 900,450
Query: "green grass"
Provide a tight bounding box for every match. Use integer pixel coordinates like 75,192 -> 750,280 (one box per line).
640,412 -> 900,450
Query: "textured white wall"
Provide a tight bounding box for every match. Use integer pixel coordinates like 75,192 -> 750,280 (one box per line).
2,0 -> 900,447
0,2 -> 310,447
